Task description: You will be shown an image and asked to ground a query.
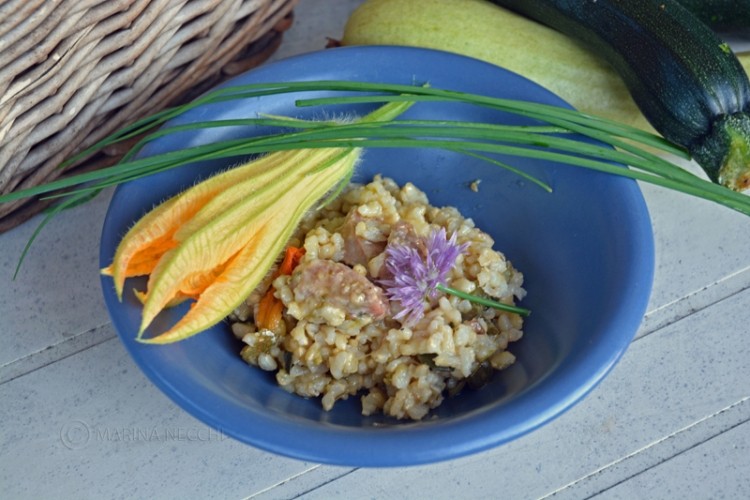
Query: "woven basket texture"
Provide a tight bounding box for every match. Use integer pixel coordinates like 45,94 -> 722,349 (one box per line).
0,0 -> 299,232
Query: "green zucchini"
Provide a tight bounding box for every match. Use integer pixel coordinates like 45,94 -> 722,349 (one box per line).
676,0 -> 750,31
490,0 -> 750,191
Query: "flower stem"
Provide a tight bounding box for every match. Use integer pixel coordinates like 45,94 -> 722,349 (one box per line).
436,284 -> 531,317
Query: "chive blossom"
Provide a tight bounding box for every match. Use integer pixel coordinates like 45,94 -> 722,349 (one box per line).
380,228 -> 530,324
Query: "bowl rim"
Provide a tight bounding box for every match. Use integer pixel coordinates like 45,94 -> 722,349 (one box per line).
100,45 -> 654,467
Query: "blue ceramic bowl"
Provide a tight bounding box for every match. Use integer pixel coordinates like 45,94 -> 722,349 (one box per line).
100,46 -> 654,466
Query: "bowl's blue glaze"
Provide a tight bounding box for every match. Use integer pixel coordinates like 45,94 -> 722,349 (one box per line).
100,46 -> 654,466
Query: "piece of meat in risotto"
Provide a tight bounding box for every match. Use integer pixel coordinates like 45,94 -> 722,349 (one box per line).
289,259 -> 389,323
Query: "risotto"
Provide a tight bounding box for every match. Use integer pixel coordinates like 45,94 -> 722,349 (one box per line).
228,175 -> 526,420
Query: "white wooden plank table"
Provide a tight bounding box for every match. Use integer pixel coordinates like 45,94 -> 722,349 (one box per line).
2,1 -> 749,498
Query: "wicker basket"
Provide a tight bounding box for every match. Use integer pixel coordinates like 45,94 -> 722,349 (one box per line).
0,0 -> 299,232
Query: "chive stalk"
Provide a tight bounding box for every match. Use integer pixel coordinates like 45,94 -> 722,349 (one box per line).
2,79 -> 750,275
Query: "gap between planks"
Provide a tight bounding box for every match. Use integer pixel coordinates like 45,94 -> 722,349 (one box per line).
540,398 -> 750,499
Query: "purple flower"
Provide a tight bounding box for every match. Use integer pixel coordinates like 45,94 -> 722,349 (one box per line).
381,227 -> 468,325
